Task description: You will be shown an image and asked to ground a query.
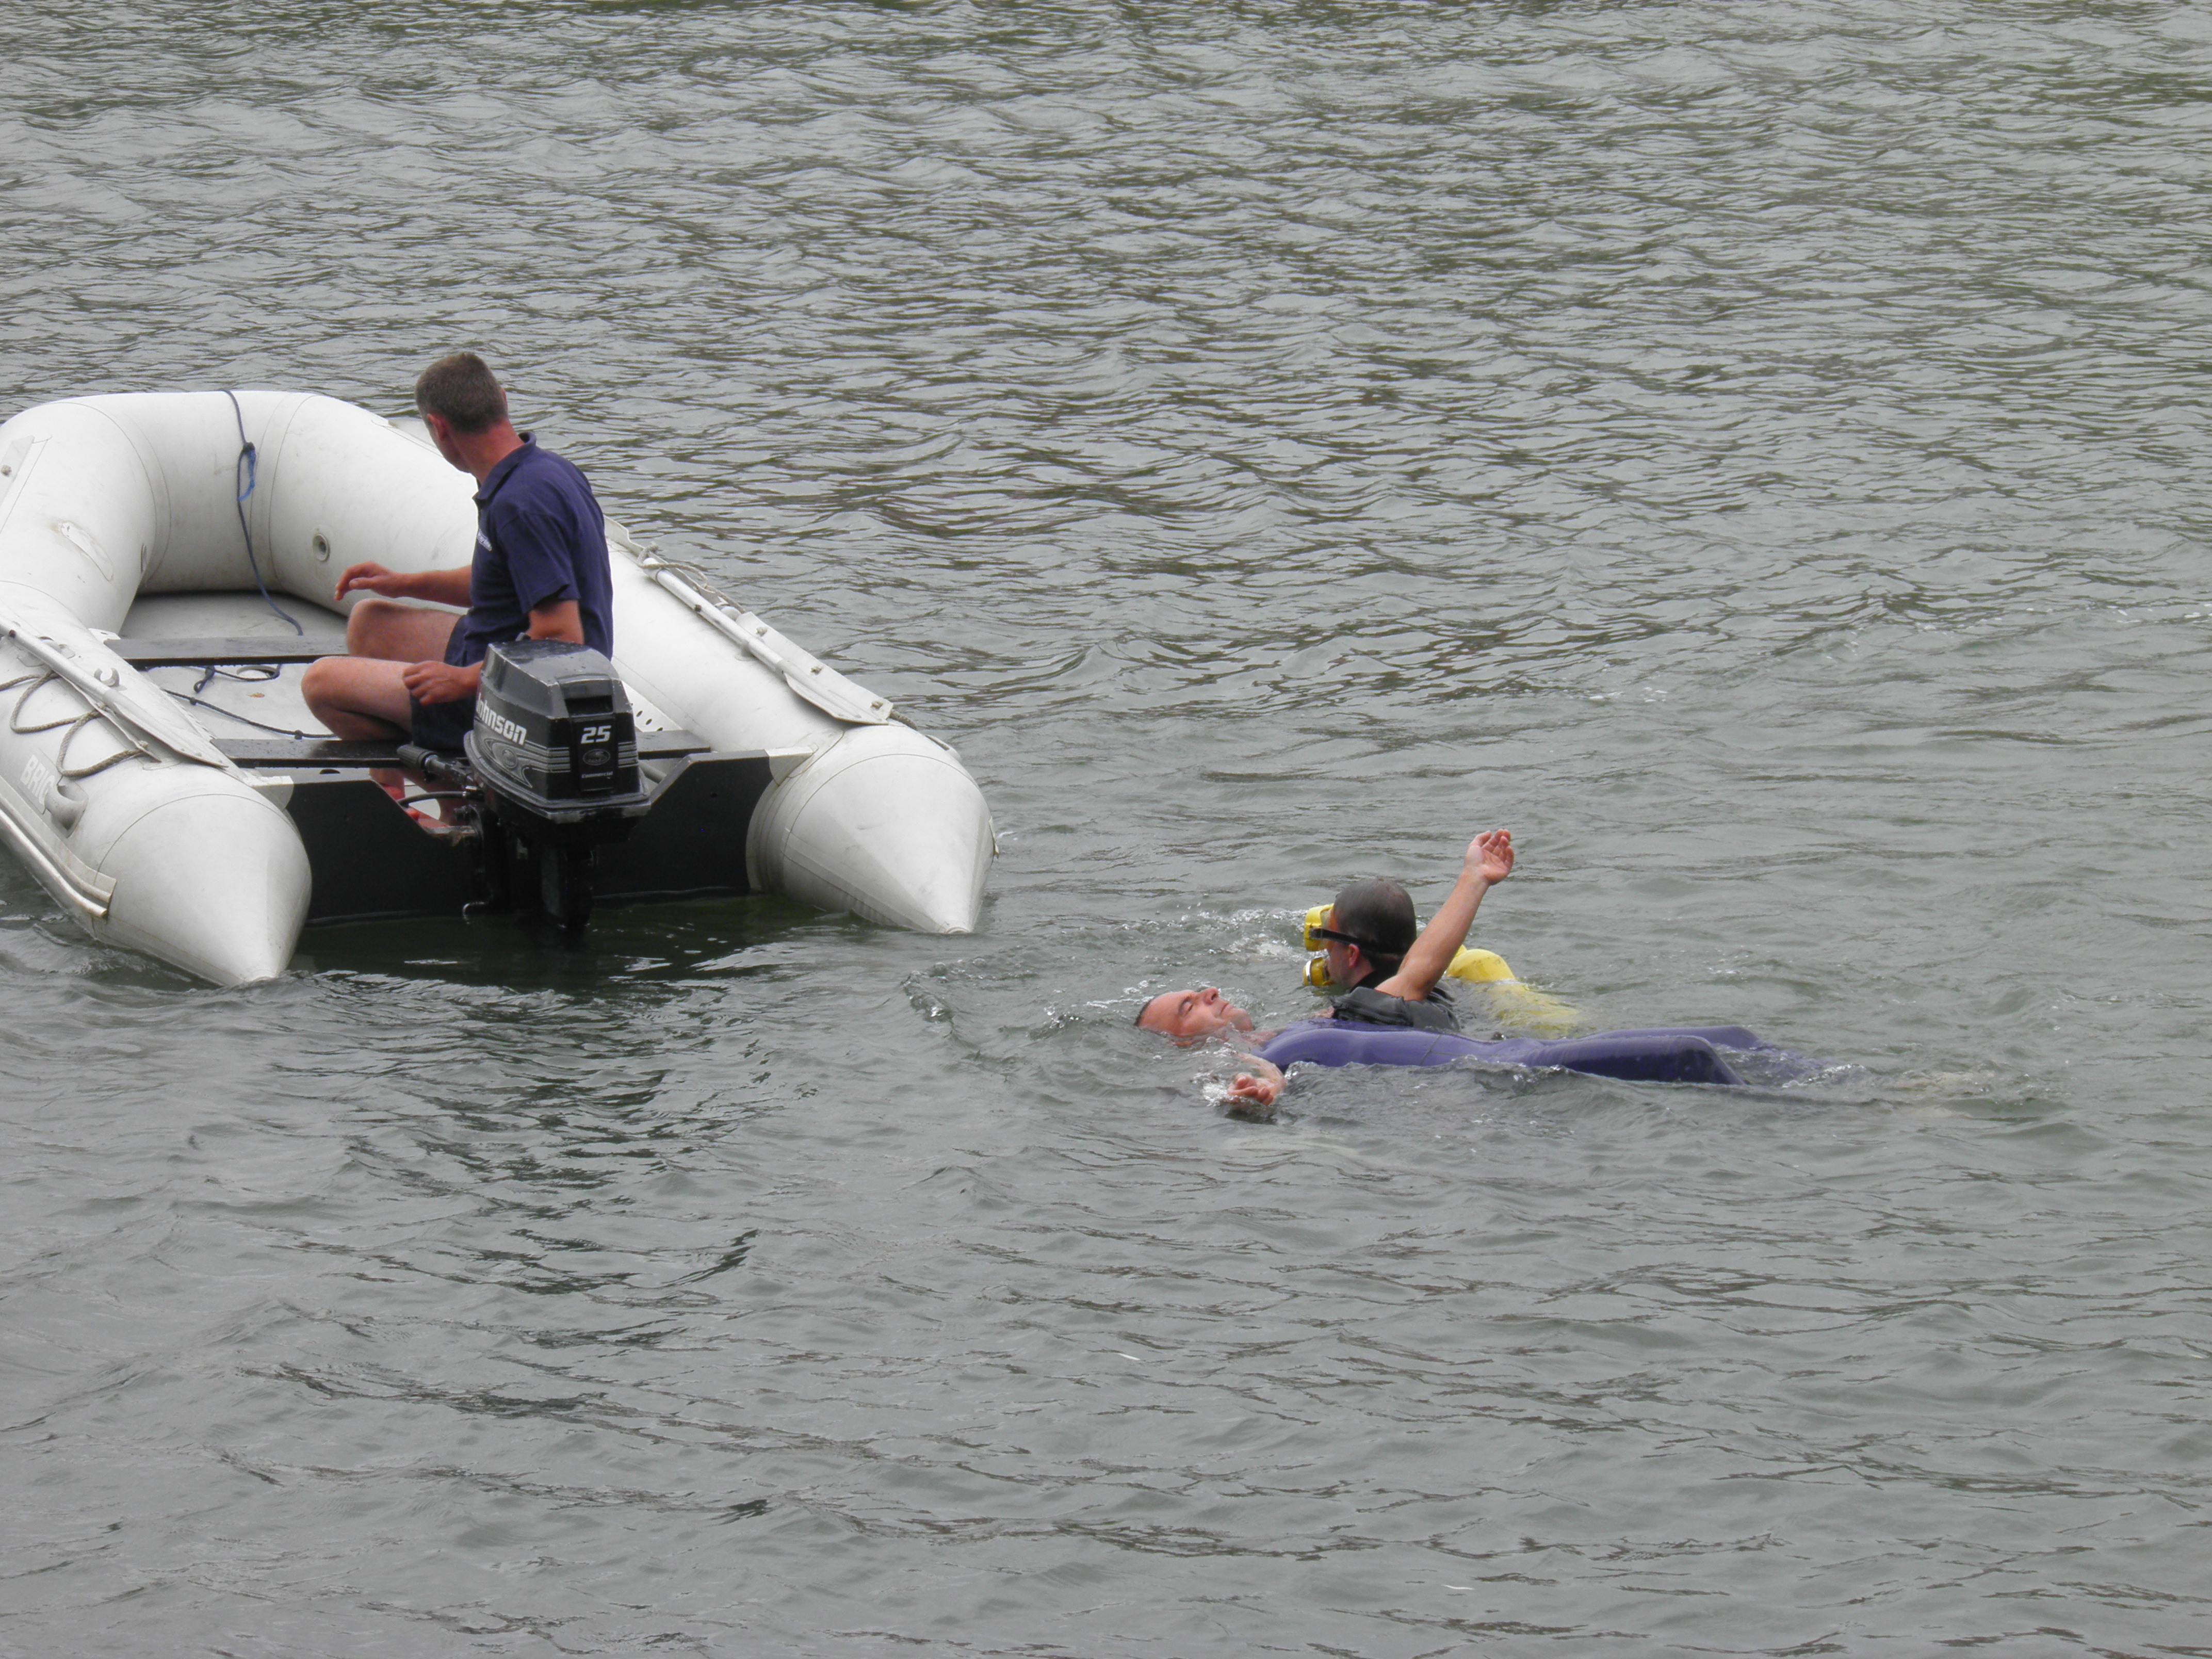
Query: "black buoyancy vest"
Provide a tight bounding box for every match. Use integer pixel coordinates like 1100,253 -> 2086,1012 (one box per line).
1327,983 -> 1460,1032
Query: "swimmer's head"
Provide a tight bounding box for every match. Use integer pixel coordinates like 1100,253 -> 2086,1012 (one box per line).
1314,877 -> 1417,983
1135,986 -> 1253,1041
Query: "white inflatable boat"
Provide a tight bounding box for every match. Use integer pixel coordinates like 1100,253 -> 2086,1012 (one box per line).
0,390 -> 994,984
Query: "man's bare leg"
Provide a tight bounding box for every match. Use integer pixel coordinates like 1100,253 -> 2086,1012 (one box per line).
300,604 -> 460,739
299,656 -> 418,740
299,613 -> 468,822
345,600 -> 458,664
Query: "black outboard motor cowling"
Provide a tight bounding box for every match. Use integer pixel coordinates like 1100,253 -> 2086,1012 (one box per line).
465,640 -> 653,846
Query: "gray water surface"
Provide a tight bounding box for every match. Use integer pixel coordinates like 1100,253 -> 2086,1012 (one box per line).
3,4 -> 2209,1655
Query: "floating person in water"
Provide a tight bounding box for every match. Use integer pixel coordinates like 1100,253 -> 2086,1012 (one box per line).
1137,828 -> 1802,1112
1137,828 -> 1514,1109
1305,829 -> 1514,1031
1140,829 -> 1515,1044
301,352 -> 614,752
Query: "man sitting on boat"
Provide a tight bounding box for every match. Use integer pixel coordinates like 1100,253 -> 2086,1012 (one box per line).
300,353 -> 613,751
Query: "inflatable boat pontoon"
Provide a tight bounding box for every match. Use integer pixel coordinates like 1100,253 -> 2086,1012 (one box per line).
0,391 -> 995,984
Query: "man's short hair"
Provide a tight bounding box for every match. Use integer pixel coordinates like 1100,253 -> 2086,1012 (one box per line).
414,352 -> 509,433
1330,877 -> 1417,962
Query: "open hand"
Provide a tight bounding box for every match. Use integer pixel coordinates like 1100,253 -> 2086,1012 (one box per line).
1469,827 -> 1514,885
334,561 -> 404,604
1225,1071 -> 1281,1116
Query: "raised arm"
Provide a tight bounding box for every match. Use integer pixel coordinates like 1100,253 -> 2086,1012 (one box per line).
1374,828 -> 1514,1004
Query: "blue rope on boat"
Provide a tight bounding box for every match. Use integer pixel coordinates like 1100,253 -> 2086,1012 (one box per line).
222,390 -> 304,637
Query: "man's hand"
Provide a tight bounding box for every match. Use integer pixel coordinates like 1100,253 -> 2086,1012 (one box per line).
335,561 -> 408,604
1470,828 -> 1514,887
1223,1054 -> 1286,1118
1226,1071 -> 1280,1108
400,659 -> 481,706
336,562 -> 474,609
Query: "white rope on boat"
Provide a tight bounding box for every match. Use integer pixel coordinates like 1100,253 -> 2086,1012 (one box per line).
0,618 -> 231,771
2,667 -> 148,779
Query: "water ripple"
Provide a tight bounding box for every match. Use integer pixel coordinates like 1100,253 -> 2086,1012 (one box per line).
3,1 -> 2209,1654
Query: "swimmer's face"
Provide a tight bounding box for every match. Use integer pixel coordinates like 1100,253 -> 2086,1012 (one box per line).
1137,987 -> 1253,1040
1317,906 -> 1371,987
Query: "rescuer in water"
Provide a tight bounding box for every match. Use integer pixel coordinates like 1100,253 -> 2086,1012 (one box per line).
1136,828 -> 1516,1110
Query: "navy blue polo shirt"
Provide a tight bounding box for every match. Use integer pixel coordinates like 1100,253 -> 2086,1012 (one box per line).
442,435 -> 613,670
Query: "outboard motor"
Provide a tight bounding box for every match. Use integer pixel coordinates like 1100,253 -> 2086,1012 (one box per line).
464,639 -> 653,928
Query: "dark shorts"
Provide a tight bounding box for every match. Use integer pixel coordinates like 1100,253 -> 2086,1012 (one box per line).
408,694 -> 477,753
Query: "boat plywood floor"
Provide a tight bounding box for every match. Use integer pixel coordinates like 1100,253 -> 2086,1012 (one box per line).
117,592 -> 687,744
122,592 -> 347,740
